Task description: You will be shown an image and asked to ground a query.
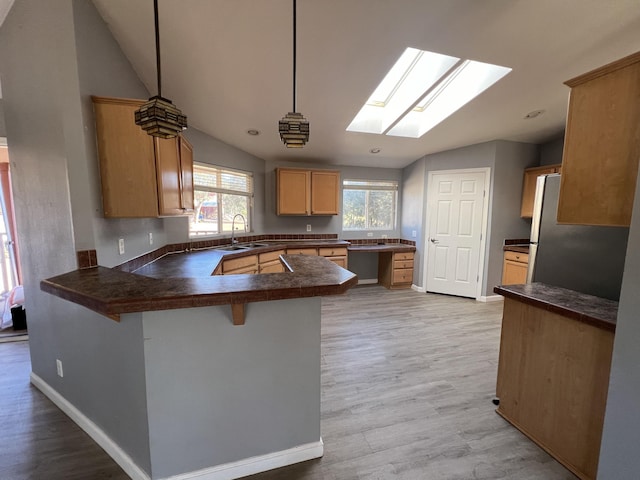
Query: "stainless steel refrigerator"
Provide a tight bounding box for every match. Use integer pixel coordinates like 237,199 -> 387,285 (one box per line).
526,174 -> 629,301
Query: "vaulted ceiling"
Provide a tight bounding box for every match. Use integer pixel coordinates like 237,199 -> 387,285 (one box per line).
89,1 -> 640,167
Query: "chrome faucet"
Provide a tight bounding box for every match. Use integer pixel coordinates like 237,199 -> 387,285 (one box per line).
231,213 -> 247,245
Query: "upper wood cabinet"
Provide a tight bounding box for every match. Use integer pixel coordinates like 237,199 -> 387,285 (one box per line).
276,168 -> 340,215
92,96 -> 194,218
520,164 -> 562,218
557,51 -> 640,226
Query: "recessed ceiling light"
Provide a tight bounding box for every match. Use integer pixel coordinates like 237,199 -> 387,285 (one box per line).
370,148 -> 381,154
247,129 -> 260,136
347,47 -> 511,139
524,110 -> 545,119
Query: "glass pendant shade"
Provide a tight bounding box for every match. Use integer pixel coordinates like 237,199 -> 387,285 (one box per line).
279,112 -> 310,148
135,95 -> 187,139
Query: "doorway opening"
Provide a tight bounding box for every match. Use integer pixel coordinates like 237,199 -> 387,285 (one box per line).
0,142 -> 25,341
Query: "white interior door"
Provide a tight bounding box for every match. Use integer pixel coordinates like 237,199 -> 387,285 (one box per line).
425,170 -> 487,298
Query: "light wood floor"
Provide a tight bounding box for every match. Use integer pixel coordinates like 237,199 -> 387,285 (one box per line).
0,286 -> 576,480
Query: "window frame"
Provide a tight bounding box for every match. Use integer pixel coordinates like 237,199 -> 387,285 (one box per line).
342,179 -> 399,231
189,163 -> 254,238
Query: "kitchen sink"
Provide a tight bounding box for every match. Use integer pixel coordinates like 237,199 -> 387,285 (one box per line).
217,245 -> 250,251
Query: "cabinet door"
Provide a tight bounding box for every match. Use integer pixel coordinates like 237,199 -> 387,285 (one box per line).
520,165 -> 560,218
155,137 -> 183,216
558,53 -> 640,226
502,259 -> 528,285
311,171 -> 340,215
179,137 -> 194,212
93,97 -> 159,217
277,169 -> 310,215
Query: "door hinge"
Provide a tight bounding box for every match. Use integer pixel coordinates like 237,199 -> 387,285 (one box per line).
483,190 -> 486,198
480,233 -> 482,241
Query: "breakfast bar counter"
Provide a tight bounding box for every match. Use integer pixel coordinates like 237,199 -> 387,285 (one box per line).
38,247 -> 357,479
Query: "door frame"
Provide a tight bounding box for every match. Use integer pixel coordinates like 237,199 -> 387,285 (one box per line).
422,167 -> 491,300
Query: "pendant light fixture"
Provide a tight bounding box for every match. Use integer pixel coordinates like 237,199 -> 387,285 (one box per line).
135,0 -> 187,139
279,0 -> 309,148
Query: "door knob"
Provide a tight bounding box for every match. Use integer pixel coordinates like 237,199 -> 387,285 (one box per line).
430,238 -> 439,244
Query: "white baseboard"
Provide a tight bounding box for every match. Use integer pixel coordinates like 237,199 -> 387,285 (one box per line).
30,372 -> 151,480
30,372 -> 323,480
411,284 -> 426,293
477,295 -> 504,303
161,439 -> 323,480
357,278 -> 378,285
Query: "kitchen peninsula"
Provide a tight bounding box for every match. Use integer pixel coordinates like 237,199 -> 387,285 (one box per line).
494,283 -> 616,480
40,245 -> 357,480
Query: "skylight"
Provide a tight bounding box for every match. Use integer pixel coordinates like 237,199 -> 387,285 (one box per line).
346,48 -> 511,139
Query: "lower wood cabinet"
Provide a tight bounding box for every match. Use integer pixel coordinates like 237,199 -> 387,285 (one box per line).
221,255 -> 258,275
286,247 -> 318,256
258,250 -> 286,273
501,251 -> 529,285
378,251 -> 414,289
318,247 -> 348,269
496,298 -> 614,480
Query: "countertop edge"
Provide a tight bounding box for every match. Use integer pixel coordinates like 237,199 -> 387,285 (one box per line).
494,283 -> 617,332
41,255 -> 358,319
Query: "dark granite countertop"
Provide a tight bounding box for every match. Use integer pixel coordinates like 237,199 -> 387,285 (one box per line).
494,283 -> 617,332
41,254 -> 358,320
347,243 -> 416,253
503,245 -> 530,254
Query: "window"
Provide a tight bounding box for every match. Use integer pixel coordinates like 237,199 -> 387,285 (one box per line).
189,164 -> 253,237
342,179 -> 398,230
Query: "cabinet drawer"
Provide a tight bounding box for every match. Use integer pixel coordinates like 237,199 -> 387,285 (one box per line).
394,259 -> 414,269
259,249 -> 285,263
286,248 -> 318,256
504,251 -> 529,264
318,247 -> 348,257
259,261 -> 285,273
326,256 -> 347,268
392,268 -> 413,284
222,254 -> 258,273
224,264 -> 258,275
394,252 -> 414,261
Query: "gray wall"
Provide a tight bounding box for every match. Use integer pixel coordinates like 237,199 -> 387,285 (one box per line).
0,0 -> 152,472
597,165 -> 640,478
402,140 -> 538,297
539,134 -> 564,166
0,100 -> 6,137
142,298 -> 321,478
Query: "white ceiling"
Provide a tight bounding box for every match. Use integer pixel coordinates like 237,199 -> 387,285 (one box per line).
91,0 -> 640,169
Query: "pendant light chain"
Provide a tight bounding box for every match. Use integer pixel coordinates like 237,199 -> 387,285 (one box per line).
278,0 -> 310,148
292,0 -> 296,113
154,0 -> 162,98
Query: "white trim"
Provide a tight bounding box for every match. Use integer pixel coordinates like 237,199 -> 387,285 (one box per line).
159,440 -> 324,480
30,373 -> 151,480
0,137 -> 7,147
357,278 -> 378,285
411,284 -> 426,293
30,372 -> 323,480
422,167 -> 491,300
476,295 -> 503,303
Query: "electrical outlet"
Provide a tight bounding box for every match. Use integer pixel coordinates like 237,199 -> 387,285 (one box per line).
56,359 -> 64,378
118,238 -> 125,255
149,232 -> 153,245
367,232 -> 373,237
306,225 -> 311,232
412,230 -> 417,238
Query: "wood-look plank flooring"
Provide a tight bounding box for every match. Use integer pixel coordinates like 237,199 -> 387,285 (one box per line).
0,286 -> 576,480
